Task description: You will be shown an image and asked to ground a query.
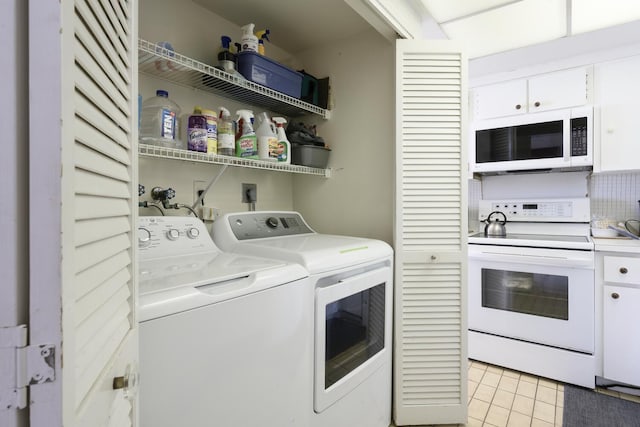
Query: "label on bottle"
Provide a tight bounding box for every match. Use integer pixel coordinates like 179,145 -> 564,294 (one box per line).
217,118 -> 235,154
218,132 -> 234,150
161,109 -> 177,140
275,141 -> 289,162
188,128 -> 207,152
202,112 -> 218,154
236,135 -> 258,158
267,137 -> 280,160
187,115 -> 208,152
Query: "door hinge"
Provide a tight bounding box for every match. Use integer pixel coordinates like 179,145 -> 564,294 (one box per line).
0,325 -> 56,411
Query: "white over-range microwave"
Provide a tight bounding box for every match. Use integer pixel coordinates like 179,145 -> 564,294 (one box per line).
471,106 -> 593,173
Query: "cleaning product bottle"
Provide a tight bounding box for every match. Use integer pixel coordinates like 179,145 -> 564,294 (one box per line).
235,109 -> 258,158
186,107 -> 208,153
201,108 -> 218,154
240,24 -> 258,52
256,112 -> 278,161
217,107 -> 235,156
140,89 -> 183,149
256,29 -> 270,55
272,117 -> 291,164
218,35 -> 236,73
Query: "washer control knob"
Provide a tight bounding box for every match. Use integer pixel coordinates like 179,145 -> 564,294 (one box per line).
166,229 -> 180,241
187,227 -> 200,239
138,228 -> 151,247
266,217 -> 279,229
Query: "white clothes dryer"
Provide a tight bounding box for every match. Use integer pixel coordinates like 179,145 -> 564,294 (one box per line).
138,216 -> 312,427
212,211 -> 394,427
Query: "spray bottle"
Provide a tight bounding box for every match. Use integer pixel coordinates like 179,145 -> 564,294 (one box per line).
217,107 -> 235,156
256,112 -> 278,161
218,36 -> 236,73
256,29 -> 270,55
240,24 -> 258,52
272,117 -> 291,164
235,109 -> 258,158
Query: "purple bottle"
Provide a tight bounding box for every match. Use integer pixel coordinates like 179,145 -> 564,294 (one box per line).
187,108 -> 208,152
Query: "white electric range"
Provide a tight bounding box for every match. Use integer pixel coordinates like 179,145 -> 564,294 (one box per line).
468,198 -> 597,388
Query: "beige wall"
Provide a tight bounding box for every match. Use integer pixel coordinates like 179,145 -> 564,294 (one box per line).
138,0 -> 395,244
293,31 -> 395,244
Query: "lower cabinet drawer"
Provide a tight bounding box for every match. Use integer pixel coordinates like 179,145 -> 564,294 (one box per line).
603,256 -> 640,285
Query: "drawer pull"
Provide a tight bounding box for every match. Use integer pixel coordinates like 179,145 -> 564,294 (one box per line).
534,101 -> 541,107
611,292 -> 620,299
620,267 -> 628,274
515,104 -> 521,110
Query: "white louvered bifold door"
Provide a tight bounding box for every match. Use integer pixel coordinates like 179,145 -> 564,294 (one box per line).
29,0 -> 138,426
393,40 -> 468,426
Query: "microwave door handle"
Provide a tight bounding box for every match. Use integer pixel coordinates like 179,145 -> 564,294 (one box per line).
564,124 -> 571,162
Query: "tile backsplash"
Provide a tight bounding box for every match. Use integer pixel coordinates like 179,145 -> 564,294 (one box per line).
590,172 -> 640,222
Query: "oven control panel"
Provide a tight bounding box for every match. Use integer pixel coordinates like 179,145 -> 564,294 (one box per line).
479,198 -> 590,222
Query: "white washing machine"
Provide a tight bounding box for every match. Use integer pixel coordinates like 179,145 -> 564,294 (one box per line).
212,211 -> 394,427
138,216 -> 313,427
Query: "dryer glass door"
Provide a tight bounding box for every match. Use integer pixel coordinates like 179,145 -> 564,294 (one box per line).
314,266 -> 392,413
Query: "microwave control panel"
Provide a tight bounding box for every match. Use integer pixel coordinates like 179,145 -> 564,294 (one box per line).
479,198 -> 590,222
571,117 -> 588,156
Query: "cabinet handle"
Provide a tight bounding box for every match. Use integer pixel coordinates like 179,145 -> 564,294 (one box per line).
620,267 -> 628,274
515,104 -> 521,110
611,292 -> 620,299
534,101 -> 541,107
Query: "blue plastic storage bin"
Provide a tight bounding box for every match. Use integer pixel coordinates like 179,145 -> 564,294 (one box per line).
237,51 -> 303,99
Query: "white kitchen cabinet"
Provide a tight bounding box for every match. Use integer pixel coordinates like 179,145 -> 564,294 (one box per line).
472,67 -> 589,120
601,255 -> 640,387
594,55 -> 640,173
472,78 -> 527,119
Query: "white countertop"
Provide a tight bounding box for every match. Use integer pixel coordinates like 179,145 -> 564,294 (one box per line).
593,237 -> 640,253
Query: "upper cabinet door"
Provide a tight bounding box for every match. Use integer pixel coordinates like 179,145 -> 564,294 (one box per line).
527,67 -> 589,113
594,55 -> 640,173
29,0 -> 139,426
472,79 -> 527,120
472,67 -> 589,121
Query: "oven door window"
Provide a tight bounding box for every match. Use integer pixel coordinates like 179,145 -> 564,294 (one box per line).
324,283 -> 385,389
481,268 -> 568,320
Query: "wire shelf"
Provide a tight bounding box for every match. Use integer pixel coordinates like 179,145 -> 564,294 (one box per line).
138,144 -> 331,177
138,39 -> 330,119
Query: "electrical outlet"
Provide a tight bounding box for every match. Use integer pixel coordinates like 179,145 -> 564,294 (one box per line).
242,183 -> 257,203
193,180 -> 206,205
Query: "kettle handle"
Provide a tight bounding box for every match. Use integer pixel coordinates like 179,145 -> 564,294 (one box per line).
486,211 -> 507,224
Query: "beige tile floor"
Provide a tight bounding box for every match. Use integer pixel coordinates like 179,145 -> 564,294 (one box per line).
465,360 -> 565,427
396,359 -> 640,427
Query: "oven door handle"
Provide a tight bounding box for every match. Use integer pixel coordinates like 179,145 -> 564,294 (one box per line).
469,251 -> 593,268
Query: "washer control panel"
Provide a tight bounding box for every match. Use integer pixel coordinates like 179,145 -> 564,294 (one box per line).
138,216 -> 215,259
221,211 -> 315,241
